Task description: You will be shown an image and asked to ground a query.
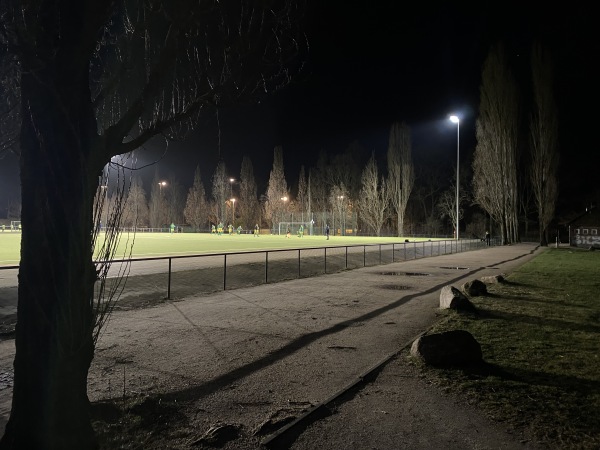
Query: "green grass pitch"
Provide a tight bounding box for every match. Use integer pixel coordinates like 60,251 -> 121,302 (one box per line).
0,231 -> 429,266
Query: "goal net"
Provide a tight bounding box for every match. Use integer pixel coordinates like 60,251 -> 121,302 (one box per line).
277,222 -> 310,236
10,221 -> 21,231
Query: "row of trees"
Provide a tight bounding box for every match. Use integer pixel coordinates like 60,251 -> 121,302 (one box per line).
105,122 -> 416,237
473,41 -> 559,245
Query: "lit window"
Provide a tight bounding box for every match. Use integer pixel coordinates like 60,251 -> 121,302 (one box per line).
593,229 -> 598,235
583,229 -> 589,234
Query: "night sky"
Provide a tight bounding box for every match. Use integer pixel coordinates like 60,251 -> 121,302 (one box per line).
0,2 -> 596,217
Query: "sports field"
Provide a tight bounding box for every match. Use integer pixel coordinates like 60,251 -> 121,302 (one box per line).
0,231 -> 428,266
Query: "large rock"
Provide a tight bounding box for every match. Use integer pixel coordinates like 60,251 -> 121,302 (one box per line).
410,330 -> 483,366
480,274 -> 505,284
462,279 -> 488,296
439,286 -> 476,311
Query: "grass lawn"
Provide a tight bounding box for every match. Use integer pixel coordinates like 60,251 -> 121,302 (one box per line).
419,247 -> 600,449
0,231 -> 430,265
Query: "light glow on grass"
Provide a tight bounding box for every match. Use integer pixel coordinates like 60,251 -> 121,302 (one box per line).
0,231 -> 435,265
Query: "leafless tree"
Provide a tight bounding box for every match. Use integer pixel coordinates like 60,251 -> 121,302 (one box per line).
122,176 -> 149,228
386,122 -> 414,237
0,1 -> 304,446
411,162 -> 445,235
239,156 -> 259,228
530,41 -> 559,246
296,165 -> 308,222
149,170 -> 167,228
184,165 -> 208,231
472,42 -> 521,244
212,160 -> 228,225
265,146 -> 289,230
437,175 -> 469,236
357,154 -> 389,236
165,177 -> 185,225
308,152 -> 330,229
329,183 -> 348,235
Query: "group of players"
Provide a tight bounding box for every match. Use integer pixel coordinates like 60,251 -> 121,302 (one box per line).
210,223 -> 306,238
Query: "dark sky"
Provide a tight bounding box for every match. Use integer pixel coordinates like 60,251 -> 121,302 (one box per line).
0,2 -> 597,215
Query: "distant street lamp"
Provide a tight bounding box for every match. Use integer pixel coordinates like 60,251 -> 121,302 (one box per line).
158,180 -> 167,195
449,115 -> 460,240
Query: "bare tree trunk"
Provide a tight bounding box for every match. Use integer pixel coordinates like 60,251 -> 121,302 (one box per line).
2,66 -> 100,449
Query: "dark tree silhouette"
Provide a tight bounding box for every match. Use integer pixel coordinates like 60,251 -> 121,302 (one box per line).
0,1 -> 304,447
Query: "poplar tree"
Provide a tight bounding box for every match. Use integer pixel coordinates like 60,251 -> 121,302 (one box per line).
212,161 -> 228,225
530,41 -> 559,246
122,176 -> 149,228
297,165 -> 308,222
265,146 -> 289,230
184,166 -> 208,231
386,121 -> 414,237
472,43 -> 521,244
239,156 -> 259,228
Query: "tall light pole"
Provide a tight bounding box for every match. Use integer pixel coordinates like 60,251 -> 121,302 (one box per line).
281,196 -> 288,235
337,195 -> 345,236
158,181 -> 167,227
230,198 -> 236,226
229,178 -> 235,224
449,115 -> 460,240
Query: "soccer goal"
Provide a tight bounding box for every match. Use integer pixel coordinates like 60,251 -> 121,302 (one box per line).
277,222 -> 310,236
10,220 -> 21,231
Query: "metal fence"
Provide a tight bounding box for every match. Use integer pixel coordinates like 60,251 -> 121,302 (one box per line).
0,238 -> 495,307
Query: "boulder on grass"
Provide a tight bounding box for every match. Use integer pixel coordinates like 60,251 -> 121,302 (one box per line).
410,330 -> 482,366
462,279 -> 488,296
439,286 -> 476,311
480,274 -> 505,284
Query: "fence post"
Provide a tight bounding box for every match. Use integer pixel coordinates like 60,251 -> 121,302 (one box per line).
265,252 -> 268,284
324,247 -> 327,274
363,246 -> 366,267
345,246 -> 348,269
414,241 -> 417,259
223,254 -> 227,290
167,257 -> 172,299
392,243 -> 395,262
379,244 -> 382,264
404,242 -> 406,260
298,249 -> 301,278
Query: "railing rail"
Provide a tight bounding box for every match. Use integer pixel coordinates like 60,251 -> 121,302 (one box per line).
0,238 -> 497,301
